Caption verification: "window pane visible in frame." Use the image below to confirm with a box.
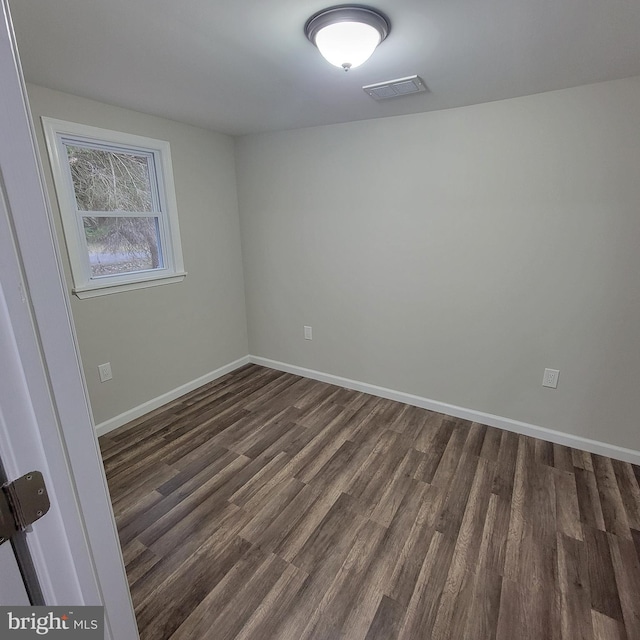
[66,145,153,212]
[83,216,164,277]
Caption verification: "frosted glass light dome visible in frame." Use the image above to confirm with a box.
[305,6,390,71]
[315,21,382,70]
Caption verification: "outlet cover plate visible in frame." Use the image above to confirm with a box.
[542,368,559,389]
[98,362,112,382]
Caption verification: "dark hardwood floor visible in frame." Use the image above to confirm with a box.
[99,364,640,640]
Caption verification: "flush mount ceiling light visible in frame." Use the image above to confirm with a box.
[305,5,391,71]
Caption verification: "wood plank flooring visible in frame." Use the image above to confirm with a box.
[99,364,640,640]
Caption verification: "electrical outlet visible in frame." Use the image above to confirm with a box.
[542,368,559,389]
[98,362,113,382]
[304,325,313,340]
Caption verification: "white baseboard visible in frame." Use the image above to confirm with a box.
[95,356,251,437]
[249,355,640,465]
[95,352,640,465]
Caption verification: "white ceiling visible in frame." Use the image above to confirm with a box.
[9,0,640,136]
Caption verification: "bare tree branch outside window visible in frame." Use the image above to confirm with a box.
[66,145,163,276]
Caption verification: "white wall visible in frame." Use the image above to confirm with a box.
[28,84,248,425]
[236,76,640,452]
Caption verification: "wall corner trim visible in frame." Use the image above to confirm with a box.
[249,355,640,465]
[95,356,251,437]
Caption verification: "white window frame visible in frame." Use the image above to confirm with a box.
[42,117,186,298]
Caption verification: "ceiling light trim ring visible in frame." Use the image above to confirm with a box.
[304,5,391,48]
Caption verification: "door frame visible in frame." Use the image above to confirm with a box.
[0,2,138,638]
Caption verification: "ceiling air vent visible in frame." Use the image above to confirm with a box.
[363,75,427,100]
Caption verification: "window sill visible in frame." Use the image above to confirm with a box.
[73,272,187,299]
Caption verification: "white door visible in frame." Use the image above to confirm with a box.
[0,2,138,637]
[0,265,43,607]
[0,545,29,605]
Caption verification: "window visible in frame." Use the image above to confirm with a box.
[42,118,185,298]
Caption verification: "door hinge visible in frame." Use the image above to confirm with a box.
[0,471,50,546]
